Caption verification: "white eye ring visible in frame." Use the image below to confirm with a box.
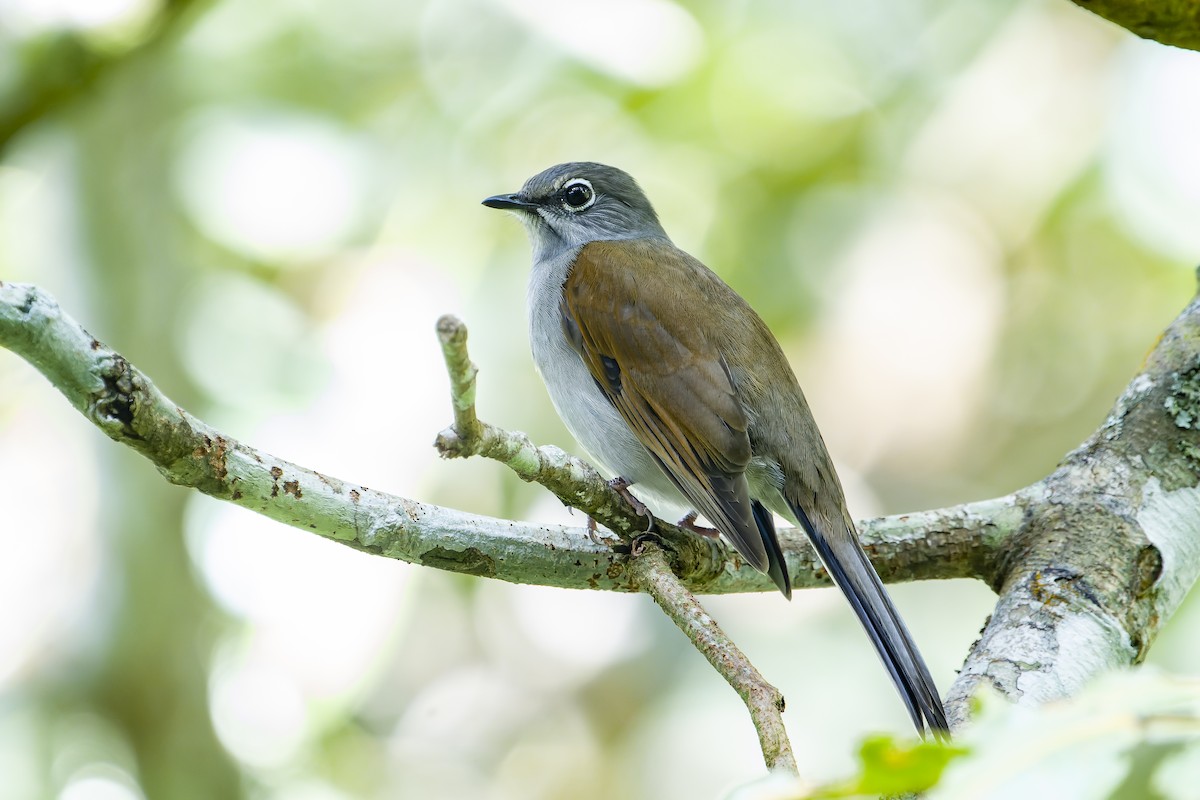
[560,178,596,212]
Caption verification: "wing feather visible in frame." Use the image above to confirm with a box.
[562,240,771,574]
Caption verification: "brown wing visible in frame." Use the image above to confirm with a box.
[562,239,770,573]
[566,244,943,734]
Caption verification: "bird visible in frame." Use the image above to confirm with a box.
[483,162,949,738]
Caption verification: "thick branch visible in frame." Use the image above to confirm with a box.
[0,281,996,594]
[945,278,1200,726]
[1069,0,1200,52]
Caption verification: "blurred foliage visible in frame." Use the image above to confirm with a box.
[809,735,967,798]
[929,669,1200,800]
[738,670,1200,800]
[2,0,1200,798]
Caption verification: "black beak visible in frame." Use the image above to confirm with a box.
[482,193,538,211]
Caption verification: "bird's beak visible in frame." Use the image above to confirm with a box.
[482,193,538,212]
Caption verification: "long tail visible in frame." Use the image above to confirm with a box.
[791,503,950,739]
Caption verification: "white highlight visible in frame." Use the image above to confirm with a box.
[560,178,596,213]
[1106,43,1200,260]
[1014,613,1132,705]
[58,767,145,800]
[511,585,643,670]
[812,193,1003,468]
[1129,373,1155,395]
[0,381,99,690]
[492,0,704,87]
[905,5,1109,242]
[968,596,1132,707]
[209,646,310,769]
[1138,477,1200,619]
[187,499,409,698]
[173,108,370,262]
[0,0,152,34]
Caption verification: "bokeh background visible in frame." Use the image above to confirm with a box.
[2,0,1199,798]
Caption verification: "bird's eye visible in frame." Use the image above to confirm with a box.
[560,178,595,212]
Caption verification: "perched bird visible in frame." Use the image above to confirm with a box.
[483,162,948,738]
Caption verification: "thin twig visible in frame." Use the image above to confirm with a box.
[436,313,688,545]
[629,538,798,773]
[436,315,483,443]
[435,313,802,770]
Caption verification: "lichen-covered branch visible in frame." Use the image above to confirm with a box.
[7,273,1200,741]
[944,283,1200,726]
[629,539,797,774]
[0,280,994,594]
[1069,0,1200,52]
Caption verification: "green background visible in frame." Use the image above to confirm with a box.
[2,0,1198,797]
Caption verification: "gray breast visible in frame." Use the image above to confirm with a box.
[526,247,689,520]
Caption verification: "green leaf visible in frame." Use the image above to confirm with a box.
[812,735,968,798]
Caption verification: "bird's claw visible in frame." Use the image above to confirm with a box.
[677,511,720,540]
[586,516,621,546]
[608,476,654,532]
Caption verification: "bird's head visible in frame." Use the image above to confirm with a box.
[483,162,668,258]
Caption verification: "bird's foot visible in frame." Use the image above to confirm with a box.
[608,476,654,532]
[585,516,620,546]
[677,511,720,540]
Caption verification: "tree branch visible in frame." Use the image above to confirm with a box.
[944,276,1200,726]
[7,272,1200,747]
[629,538,797,773]
[434,314,661,545]
[1068,0,1200,52]
[434,313,799,770]
[0,280,993,595]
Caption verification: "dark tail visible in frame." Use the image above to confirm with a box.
[792,503,950,739]
[752,500,792,599]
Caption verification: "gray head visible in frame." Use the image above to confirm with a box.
[483,162,670,259]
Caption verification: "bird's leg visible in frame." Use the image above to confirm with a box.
[677,511,721,540]
[608,476,654,532]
